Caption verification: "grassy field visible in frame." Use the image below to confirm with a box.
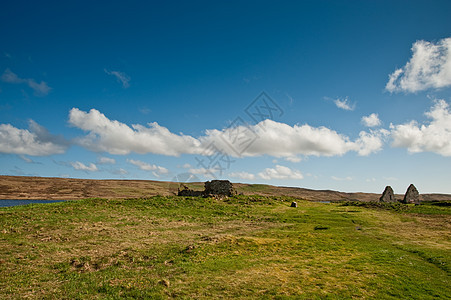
[1,196,450,299]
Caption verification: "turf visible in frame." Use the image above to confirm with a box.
[1,196,450,299]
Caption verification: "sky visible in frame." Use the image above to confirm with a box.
[1,0,451,194]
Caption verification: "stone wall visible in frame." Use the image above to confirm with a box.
[177,180,236,197]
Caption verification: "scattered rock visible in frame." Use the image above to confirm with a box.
[314,225,329,230]
[158,279,170,287]
[402,184,420,204]
[379,186,396,203]
[181,245,195,253]
[290,201,297,207]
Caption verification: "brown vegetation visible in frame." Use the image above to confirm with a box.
[0,175,450,201]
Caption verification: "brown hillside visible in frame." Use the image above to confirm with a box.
[0,175,449,202]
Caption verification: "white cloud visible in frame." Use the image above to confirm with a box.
[285,156,302,163]
[1,69,51,96]
[205,119,385,157]
[331,176,353,181]
[104,69,130,88]
[334,97,355,111]
[386,38,451,93]
[69,108,385,159]
[390,99,451,156]
[70,161,98,172]
[98,156,116,164]
[0,120,68,156]
[127,159,169,174]
[69,108,202,156]
[258,165,303,180]
[353,129,389,156]
[181,163,192,169]
[361,113,381,127]
[187,167,218,180]
[229,171,256,180]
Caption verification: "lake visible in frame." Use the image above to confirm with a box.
[0,200,66,207]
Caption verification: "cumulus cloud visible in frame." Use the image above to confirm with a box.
[69,108,202,156]
[70,161,98,172]
[104,69,130,88]
[353,129,389,156]
[334,97,355,111]
[390,99,451,156]
[0,120,68,156]
[127,159,169,175]
[69,108,385,159]
[1,69,51,96]
[229,171,256,180]
[361,113,381,127]
[258,165,303,180]
[98,156,116,164]
[386,38,451,93]
[205,119,385,157]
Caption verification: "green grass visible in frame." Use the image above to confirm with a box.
[1,196,450,299]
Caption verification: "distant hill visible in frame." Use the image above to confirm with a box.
[0,175,450,201]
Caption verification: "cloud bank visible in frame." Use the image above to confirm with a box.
[69,108,386,159]
[391,99,451,156]
[69,108,202,156]
[258,165,303,180]
[0,120,68,156]
[386,37,451,93]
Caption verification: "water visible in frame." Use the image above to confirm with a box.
[0,200,65,207]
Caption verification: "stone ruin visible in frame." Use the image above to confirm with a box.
[177,185,204,197]
[177,180,236,197]
[379,186,396,202]
[378,184,420,205]
[204,180,236,197]
[402,184,420,205]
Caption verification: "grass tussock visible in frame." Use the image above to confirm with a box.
[0,195,450,299]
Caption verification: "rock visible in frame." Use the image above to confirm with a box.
[402,184,420,204]
[290,201,297,207]
[158,279,170,287]
[204,180,236,197]
[379,186,396,202]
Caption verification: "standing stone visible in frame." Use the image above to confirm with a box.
[402,184,420,204]
[290,201,297,208]
[379,186,396,202]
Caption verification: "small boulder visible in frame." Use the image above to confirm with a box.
[290,201,297,208]
[402,184,420,205]
[379,186,396,202]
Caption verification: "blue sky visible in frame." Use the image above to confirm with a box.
[1,0,451,193]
